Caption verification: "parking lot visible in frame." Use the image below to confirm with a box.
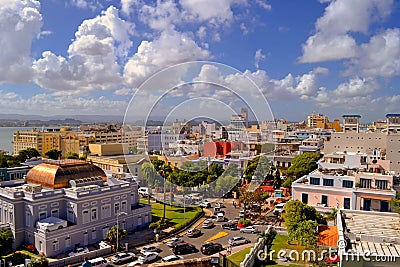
[107,199,272,266]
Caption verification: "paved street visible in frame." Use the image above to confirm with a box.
[112,198,269,266]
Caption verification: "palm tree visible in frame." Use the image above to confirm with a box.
[141,162,156,204]
[326,208,338,225]
[257,231,274,264]
[105,225,127,252]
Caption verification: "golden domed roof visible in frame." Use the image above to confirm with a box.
[26,160,106,189]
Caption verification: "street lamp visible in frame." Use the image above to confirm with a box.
[116,211,127,252]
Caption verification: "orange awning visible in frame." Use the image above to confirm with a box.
[359,195,393,201]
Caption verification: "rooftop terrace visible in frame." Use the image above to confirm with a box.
[342,210,400,257]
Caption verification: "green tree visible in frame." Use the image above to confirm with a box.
[0,227,13,256]
[129,146,139,154]
[222,163,241,178]
[0,154,9,168]
[285,152,320,179]
[105,225,127,251]
[282,177,296,188]
[44,149,62,160]
[283,200,325,242]
[215,175,240,194]
[209,163,224,177]
[238,188,264,218]
[15,148,40,163]
[244,156,271,182]
[65,152,79,159]
[325,208,338,224]
[292,220,319,247]
[151,159,167,172]
[273,170,281,189]
[141,162,157,203]
[243,156,259,181]
[24,147,40,158]
[390,191,400,214]
[27,257,48,267]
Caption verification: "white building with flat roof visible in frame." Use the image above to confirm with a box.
[0,160,151,257]
[338,210,400,267]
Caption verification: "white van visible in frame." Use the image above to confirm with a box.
[216,212,225,222]
[274,203,286,215]
[138,187,151,196]
[89,257,111,267]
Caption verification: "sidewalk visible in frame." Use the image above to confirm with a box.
[122,228,156,249]
[220,243,254,256]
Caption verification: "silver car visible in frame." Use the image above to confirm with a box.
[239,226,260,234]
[228,236,250,246]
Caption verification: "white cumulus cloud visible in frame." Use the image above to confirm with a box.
[123,29,211,87]
[33,6,134,92]
[312,77,379,107]
[299,0,393,63]
[349,28,400,78]
[0,0,42,84]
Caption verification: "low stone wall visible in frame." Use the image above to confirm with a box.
[47,247,112,267]
[240,225,272,267]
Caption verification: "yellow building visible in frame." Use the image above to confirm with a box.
[89,143,129,156]
[308,112,342,132]
[308,113,328,128]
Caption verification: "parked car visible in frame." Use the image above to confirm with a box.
[186,228,201,237]
[111,252,136,264]
[199,200,211,208]
[274,203,286,215]
[68,247,89,257]
[222,222,237,230]
[138,252,159,263]
[228,236,250,246]
[162,255,184,262]
[127,261,143,266]
[202,219,215,228]
[172,243,197,255]
[140,245,161,254]
[138,187,151,196]
[239,210,245,217]
[89,257,112,267]
[213,207,225,215]
[216,212,225,222]
[128,252,159,266]
[240,226,260,234]
[166,237,184,247]
[233,217,240,223]
[215,202,225,208]
[200,242,223,255]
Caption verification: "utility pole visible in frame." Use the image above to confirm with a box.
[163,164,166,220]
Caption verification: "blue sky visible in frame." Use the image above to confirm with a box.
[1,0,400,123]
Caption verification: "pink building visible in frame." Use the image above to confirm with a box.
[292,153,396,213]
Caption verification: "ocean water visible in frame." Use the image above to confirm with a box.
[0,126,69,155]
[0,127,32,154]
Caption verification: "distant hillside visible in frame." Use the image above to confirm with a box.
[0,114,124,124]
